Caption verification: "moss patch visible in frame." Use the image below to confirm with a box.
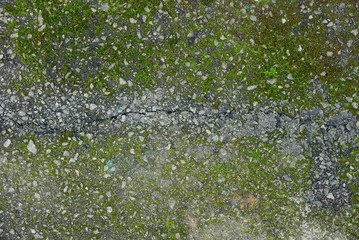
[2,1,358,112]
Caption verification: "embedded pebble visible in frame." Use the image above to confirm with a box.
[327,193,335,200]
[247,85,257,91]
[3,139,11,148]
[27,140,37,154]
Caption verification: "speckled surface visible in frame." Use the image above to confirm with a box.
[0,1,358,239]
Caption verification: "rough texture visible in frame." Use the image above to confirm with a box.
[1,0,358,239]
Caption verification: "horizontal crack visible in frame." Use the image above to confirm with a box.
[88,107,234,124]
[3,107,236,135]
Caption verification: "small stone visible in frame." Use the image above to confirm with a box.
[3,139,11,148]
[287,74,294,80]
[267,79,277,85]
[34,233,43,239]
[119,77,127,85]
[129,18,137,24]
[352,102,358,109]
[326,51,333,57]
[351,28,358,36]
[247,85,257,91]
[281,18,286,24]
[27,140,37,154]
[169,199,176,209]
[347,39,353,48]
[107,206,113,213]
[327,193,335,200]
[100,3,110,12]
[10,33,18,39]
[34,193,40,200]
[38,24,46,32]
[18,110,26,116]
[250,15,257,22]
[37,13,43,26]
[63,150,70,157]
[89,103,97,110]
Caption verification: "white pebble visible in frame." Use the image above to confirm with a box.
[10,33,18,39]
[27,140,37,154]
[352,102,358,109]
[119,77,127,85]
[267,79,277,85]
[247,85,258,91]
[100,3,110,12]
[350,28,358,36]
[34,233,43,239]
[89,103,97,110]
[250,15,257,22]
[107,206,113,213]
[327,193,335,200]
[37,13,43,26]
[63,150,70,157]
[326,51,333,57]
[3,139,11,148]
[38,24,46,32]
[34,193,41,200]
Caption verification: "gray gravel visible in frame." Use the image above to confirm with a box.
[1,75,358,212]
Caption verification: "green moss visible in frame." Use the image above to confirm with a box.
[3,0,357,109]
[338,148,359,238]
